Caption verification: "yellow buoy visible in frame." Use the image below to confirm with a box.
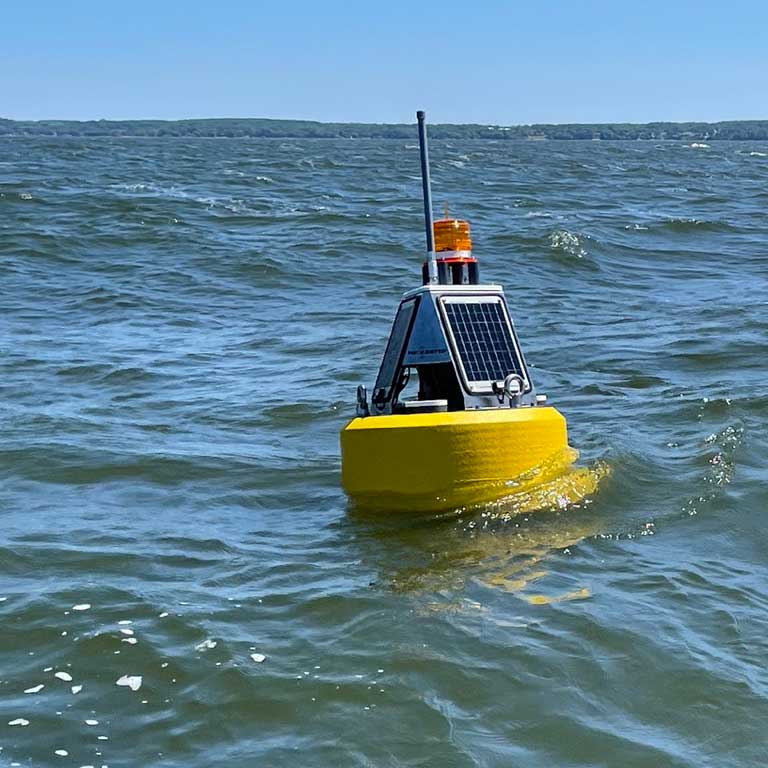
[339,110,601,515]
[341,407,576,512]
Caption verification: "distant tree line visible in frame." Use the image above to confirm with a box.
[1,117,767,140]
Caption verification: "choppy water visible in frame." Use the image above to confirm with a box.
[1,136,767,767]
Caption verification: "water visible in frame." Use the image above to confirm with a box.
[1,136,767,767]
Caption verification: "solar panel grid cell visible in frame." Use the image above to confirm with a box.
[444,301,523,385]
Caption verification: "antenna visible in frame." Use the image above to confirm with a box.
[416,110,437,283]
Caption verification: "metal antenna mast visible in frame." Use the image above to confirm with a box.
[416,110,437,282]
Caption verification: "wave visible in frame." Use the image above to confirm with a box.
[547,229,599,267]
[645,217,737,234]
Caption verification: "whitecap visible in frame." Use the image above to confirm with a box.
[24,684,44,694]
[55,750,68,756]
[72,604,91,611]
[85,719,98,726]
[195,639,217,652]
[8,718,29,726]
[250,653,266,663]
[549,229,588,259]
[71,685,83,694]
[54,671,73,682]
[115,675,142,691]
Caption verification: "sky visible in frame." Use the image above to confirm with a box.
[2,0,766,124]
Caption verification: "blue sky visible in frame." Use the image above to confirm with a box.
[2,0,766,123]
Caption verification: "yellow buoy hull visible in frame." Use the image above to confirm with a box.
[340,406,579,512]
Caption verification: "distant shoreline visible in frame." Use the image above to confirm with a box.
[2,117,767,140]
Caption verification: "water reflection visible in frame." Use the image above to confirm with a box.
[349,461,611,604]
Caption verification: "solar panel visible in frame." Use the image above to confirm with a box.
[441,297,527,392]
[373,298,418,404]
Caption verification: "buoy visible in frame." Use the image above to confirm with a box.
[340,111,583,513]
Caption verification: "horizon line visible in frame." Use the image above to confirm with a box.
[3,116,768,127]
